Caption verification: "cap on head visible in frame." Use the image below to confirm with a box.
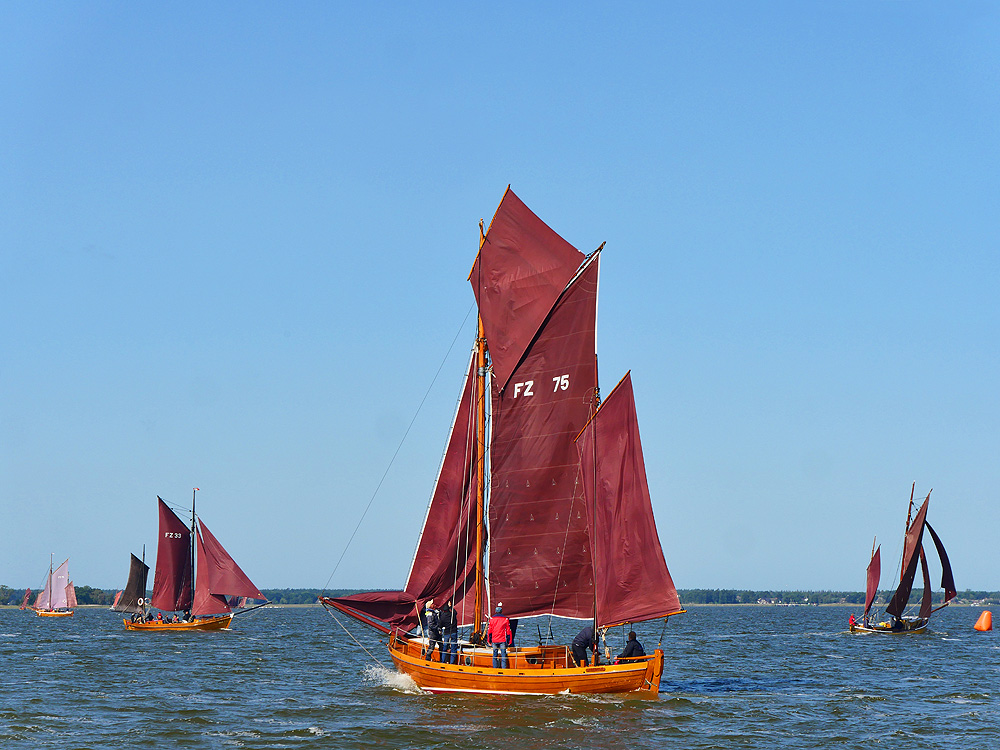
[425,600,434,608]
[495,603,503,613]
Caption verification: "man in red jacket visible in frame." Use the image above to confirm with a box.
[486,602,512,669]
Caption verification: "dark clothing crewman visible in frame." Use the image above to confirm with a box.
[438,600,458,665]
[616,631,646,661]
[572,625,595,667]
[422,600,443,661]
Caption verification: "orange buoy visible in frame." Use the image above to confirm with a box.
[974,610,992,632]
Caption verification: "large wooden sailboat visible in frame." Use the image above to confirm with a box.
[322,188,684,697]
[850,485,956,634]
[33,555,75,617]
[118,490,268,631]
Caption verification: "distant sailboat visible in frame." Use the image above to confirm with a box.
[322,188,684,697]
[850,485,956,634]
[34,555,75,617]
[19,588,32,610]
[119,490,268,631]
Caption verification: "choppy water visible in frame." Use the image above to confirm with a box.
[1,604,997,748]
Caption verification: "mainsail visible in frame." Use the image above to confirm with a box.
[576,372,682,626]
[885,496,929,618]
[150,497,193,612]
[485,256,599,620]
[863,546,881,621]
[113,553,150,614]
[191,521,266,616]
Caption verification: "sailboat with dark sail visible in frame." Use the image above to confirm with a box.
[850,485,956,634]
[118,491,268,631]
[33,555,75,617]
[321,188,684,696]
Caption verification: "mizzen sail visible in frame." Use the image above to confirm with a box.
[577,372,682,626]
[191,521,265,616]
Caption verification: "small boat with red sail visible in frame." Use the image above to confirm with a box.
[115,490,268,631]
[32,554,76,617]
[850,484,956,634]
[322,188,684,697]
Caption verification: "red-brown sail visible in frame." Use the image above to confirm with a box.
[885,496,929,618]
[918,547,933,619]
[924,521,956,603]
[470,187,585,391]
[191,520,265,616]
[486,257,599,620]
[150,497,193,612]
[577,372,682,626]
[324,354,481,631]
[864,546,881,621]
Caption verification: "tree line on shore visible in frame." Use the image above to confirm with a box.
[4,586,999,607]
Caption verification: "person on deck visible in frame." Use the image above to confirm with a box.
[616,631,646,662]
[487,603,512,669]
[438,599,458,664]
[572,625,595,667]
[422,600,442,661]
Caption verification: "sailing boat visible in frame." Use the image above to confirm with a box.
[119,490,268,631]
[33,554,75,617]
[321,188,684,697]
[850,484,956,634]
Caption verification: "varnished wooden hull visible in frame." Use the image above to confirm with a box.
[388,633,663,697]
[123,615,233,631]
[850,617,928,634]
[36,609,74,617]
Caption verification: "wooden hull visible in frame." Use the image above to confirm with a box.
[123,615,233,631]
[36,609,74,617]
[850,617,928,634]
[388,633,663,697]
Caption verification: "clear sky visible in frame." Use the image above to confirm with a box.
[2,4,998,593]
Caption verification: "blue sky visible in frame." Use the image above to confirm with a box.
[2,4,998,592]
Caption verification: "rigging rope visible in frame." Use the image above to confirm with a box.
[320,302,476,595]
[322,604,387,667]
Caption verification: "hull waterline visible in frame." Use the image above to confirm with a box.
[123,615,233,631]
[388,633,663,697]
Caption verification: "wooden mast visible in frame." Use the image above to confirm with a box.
[472,219,488,638]
[901,482,914,583]
[191,488,197,612]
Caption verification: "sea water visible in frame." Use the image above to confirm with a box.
[1,604,997,749]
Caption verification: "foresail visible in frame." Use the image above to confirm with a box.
[113,553,150,614]
[470,188,586,391]
[191,520,265,616]
[404,352,480,627]
[150,497,193,612]
[486,256,599,620]
[577,372,682,626]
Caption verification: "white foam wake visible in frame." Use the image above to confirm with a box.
[361,663,423,694]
